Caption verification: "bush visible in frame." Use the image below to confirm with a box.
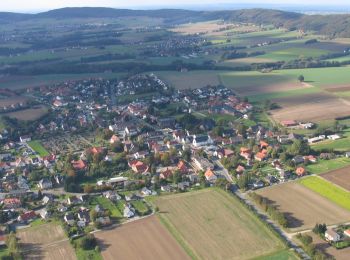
[79,234,97,250]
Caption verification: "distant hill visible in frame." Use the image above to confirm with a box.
[2,7,350,37]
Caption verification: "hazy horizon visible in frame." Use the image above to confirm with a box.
[2,0,350,13]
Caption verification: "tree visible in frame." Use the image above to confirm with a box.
[79,234,97,250]
[90,209,98,222]
[288,139,310,156]
[6,232,21,259]
[161,153,171,166]
[111,141,124,153]
[298,75,305,82]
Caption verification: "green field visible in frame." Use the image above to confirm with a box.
[28,140,50,157]
[311,129,350,152]
[299,176,350,211]
[254,249,299,260]
[91,196,122,218]
[153,188,285,260]
[259,47,329,62]
[306,157,350,174]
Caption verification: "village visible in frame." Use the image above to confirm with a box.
[1,72,350,258]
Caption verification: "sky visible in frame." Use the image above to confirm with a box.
[1,0,350,12]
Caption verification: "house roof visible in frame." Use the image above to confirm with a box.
[71,160,87,170]
[20,211,36,221]
[296,167,306,176]
[205,169,215,179]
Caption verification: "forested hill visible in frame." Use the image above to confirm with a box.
[2,7,350,37]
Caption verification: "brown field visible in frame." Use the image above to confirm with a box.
[95,215,189,260]
[270,93,350,122]
[321,166,350,191]
[153,189,284,260]
[5,105,48,121]
[17,223,76,260]
[171,21,231,35]
[0,96,28,107]
[324,84,350,93]
[307,232,350,260]
[224,57,275,66]
[256,182,350,232]
[157,70,221,89]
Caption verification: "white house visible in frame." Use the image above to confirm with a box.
[325,229,341,242]
[327,134,341,141]
[38,179,53,190]
[123,205,135,218]
[192,135,213,147]
[20,136,31,143]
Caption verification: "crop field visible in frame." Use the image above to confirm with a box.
[306,157,350,175]
[153,189,284,260]
[321,165,350,192]
[299,176,350,211]
[270,92,350,122]
[256,182,350,232]
[0,96,28,107]
[17,223,76,260]
[0,72,125,90]
[156,70,221,89]
[95,215,190,260]
[28,140,50,157]
[5,105,48,121]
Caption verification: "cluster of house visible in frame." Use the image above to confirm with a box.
[325,227,350,245]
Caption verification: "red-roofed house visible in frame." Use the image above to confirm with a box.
[281,120,297,127]
[129,161,149,174]
[296,167,306,177]
[71,160,87,171]
[260,141,269,149]
[255,152,266,162]
[18,211,37,223]
[160,168,173,179]
[215,148,235,159]
[89,147,105,155]
[240,148,252,160]
[2,198,21,209]
[177,161,188,174]
[205,169,217,182]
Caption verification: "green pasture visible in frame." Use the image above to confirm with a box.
[299,176,350,211]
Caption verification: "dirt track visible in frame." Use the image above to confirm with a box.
[95,215,190,260]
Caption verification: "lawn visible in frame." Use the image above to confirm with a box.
[0,247,9,258]
[153,188,285,260]
[130,200,150,216]
[254,249,299,260]
[91,196,122,218]
[28,140,50,157]
[311,129,350,152]
[306,157,350,174]
[299,176,350,211]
